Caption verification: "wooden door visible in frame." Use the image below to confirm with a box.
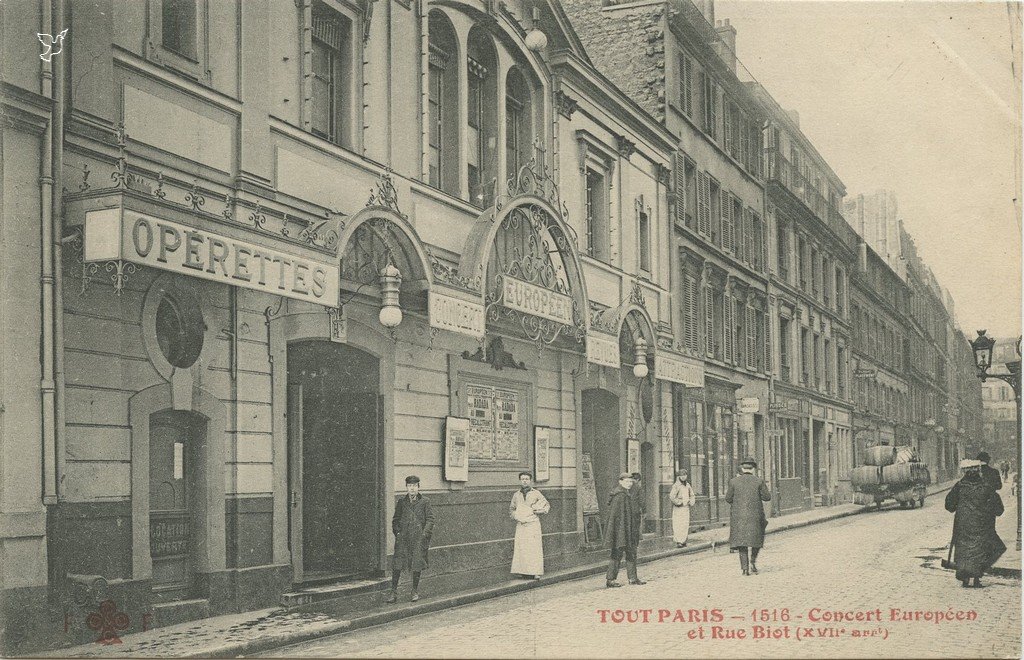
[149,413,197,602]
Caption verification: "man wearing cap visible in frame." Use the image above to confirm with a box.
[605,472,646,587]
[725,458,772,576]
[945,459,1006,588]
[387,475,434,603]
[509,471,550,580]
[977,451,1003,492]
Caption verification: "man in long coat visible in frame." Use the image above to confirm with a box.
[387,475,434,603]
[725,458,772,576]
[605,472,647,587]
[945,459,1006,588]
[509,471,550,579]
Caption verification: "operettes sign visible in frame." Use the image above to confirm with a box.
[84,209,340,306]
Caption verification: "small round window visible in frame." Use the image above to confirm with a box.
[155,295,204,368]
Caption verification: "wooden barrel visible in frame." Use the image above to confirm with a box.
[894,445,918,464]
[851,465,881,488]
[882,462,928,486]
[863,445,896,467]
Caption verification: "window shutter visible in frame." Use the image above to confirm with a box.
[721,190,732,253]
[675,152,687,226]
[698,172,711,236]
[762,311,771,374]
[704,284,715,357]
[723,294,734,363]
[688,276,699,353]
[683,56,693,116]
[746,306,756,369]
[724,104,733,155]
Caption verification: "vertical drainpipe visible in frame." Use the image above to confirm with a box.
[52,0,68,502]
[40,0,57,504]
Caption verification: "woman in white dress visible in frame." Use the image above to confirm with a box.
[669,471,696,547]
[510,471,550,579]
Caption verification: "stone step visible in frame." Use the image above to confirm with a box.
[151,598,210,628]
[280,577,390,607]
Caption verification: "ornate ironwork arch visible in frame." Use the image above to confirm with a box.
[336,206,433,292]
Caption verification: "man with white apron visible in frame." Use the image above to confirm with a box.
[509,472,550,579]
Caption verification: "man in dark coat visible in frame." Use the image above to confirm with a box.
[605,472,646,587]
[386,475,434,603]
[945,459,1006,588]
[725,458,772,576]
[977,451,1003,492]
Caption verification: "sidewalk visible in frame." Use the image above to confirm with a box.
[43,479,960,659]
[991,476,1021,578]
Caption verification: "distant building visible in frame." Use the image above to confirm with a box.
[843,190,905,278]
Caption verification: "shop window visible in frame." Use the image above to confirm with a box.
[505,67,532,181]
[155,295,204,368]
[467,27,498,208]
[427,11,459,195]
[310,3,353,148]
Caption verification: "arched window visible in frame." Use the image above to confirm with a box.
[505,67,532,181]
[467,27,498,208]
[428,11,459,196]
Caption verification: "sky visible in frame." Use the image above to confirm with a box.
[717,0,1023,341]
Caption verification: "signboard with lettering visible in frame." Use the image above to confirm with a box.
[150,515,189,558]
[84,209,340,306]
[739,397,760,414]
[654,352,704,387]
[429,291,485,339]
[443,416,470,482]
[502,276,573,325]
[586,333,620,368]
[534,426,550,482]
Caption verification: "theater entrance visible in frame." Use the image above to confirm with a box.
[287,341,382,583]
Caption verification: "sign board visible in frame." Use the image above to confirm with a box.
[580,453,600,515]
[769,401,792,413]
[739,397,760,414]
[429,290,485,339]
[443,416,470,482]
[502,276,573,325]
[653,352,704,387]
[534,426,550,482]
[627,438,640,475]
[586,332,620,368]
[85,209,340,306]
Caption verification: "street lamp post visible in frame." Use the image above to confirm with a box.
[970,330,1022,551]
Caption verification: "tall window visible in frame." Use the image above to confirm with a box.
[678,54,693,117]
[310,4,351,147]
[702,73,718,139]
[505,68,531,182]
[162,0,197,60]
[705,283,716,358]
[801,327,810,386]
[797,235,807,290]
[779,316,791,381]
[585,169,608,261]
[777,220,790,282]
[428,11,459,196]
[682,272,700,353]
[638,206,651,272]
[709,179,721,245]
[825,338,833,394]
[837,345,847,398]
[467,28,497,208]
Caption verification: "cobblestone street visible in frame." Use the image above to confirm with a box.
[264,495,1021,659]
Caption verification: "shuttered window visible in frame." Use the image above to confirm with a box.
[683,273,700,353]
[705,284,715,357]
[745,307,757,370]
[697,171,711,237]
[679,54,693,117]
[674,152,687,226]
[723,293,734,363]
[721,190,733,253]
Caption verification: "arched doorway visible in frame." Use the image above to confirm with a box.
[287,341,382,582]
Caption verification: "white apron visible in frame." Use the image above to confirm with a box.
[669,481,695,544]
[510,488,550,576]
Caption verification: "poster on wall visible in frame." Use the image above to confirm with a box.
[466,385,494,459]
[580,453,600,515]
[534,426,550,482]
[627,438,640,475]
[444,416,470,482]
[493,388,520,461]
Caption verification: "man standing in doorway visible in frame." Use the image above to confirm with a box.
[509,472,550,580]
[605,473,647,587]
[725,458,772,576]
[387,475,434,603]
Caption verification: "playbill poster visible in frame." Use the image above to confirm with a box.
[1,0,1021,658]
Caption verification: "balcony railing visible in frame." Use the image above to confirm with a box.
[765,149,859,251]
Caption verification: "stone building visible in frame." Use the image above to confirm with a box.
[754,84,857,510]
[0,0,685,652]
[563,0,771,528]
